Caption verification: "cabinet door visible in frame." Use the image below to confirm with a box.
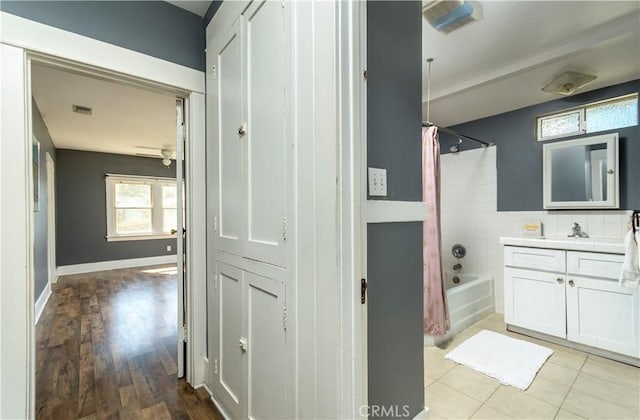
[245,271,287,420]
[213,19,244,257]
[504,267,567,338]
[242,0,289,267]
[567,276,640,358]
[215,263,244,419]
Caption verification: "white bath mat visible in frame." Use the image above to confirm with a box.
[444,329,553,390]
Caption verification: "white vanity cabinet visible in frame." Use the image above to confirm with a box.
[503,244,640,360]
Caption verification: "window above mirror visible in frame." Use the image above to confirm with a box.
[537,93,638,141]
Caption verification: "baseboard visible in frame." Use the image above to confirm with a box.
[414,406,429,419]
[366,200,429,223]
[197,383,231,420]
[56,255,177,276]
[34,282,51,325]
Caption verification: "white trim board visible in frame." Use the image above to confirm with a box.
[34,282,51,325]
[56,255,177,276]
[366,200,429,223]
[0,12,205,94]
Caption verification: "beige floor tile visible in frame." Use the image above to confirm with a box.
[554,409,584,419]
[425,376,435,388]
[537,361,579,387]
[547,350,586,371]
[425,349,457,380]
[571,372,640,413]
[424,382,483,419]
[562,388,638,420]
[438,365,500,402]
[580,358,640,392]
[523,376,571,407]
[470,404,513,419]
[485,386,558,419]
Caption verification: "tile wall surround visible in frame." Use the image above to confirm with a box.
[440,146,633,314]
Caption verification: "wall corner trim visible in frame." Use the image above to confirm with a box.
[56,255,178,276]
[34,282,52,325]
[366,200,428,223]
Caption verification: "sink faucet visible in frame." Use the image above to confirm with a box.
[568,222,589,238]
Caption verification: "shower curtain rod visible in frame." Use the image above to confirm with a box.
[422,121,494,148]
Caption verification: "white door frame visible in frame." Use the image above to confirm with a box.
[45,152,56,286]
[0,12,208,418]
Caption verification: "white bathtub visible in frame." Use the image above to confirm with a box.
[424,272,494,346]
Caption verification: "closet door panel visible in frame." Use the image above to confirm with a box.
[243,0,288,267]
[215,20,244,256]
[245,272,287,420]
[216,263,244,419]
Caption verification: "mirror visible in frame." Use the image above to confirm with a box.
[543,133,619,209]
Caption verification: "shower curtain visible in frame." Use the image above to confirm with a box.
[422,126,450,336]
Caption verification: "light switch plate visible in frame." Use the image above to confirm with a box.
[368,167,387,197]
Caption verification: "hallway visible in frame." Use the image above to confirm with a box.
[35,265,221,419]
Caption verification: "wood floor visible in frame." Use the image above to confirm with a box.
[36,265,223,420]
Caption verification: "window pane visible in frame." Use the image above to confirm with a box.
[116,209,152,234]
[539,111,582,139]
[164,209,177,233]
[162,185,177,208]
[115,183,151,207]
[586,97,638,133]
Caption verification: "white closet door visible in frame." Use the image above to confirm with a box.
[243,0,288,267]
[216,263,244,419]
[215,19,244,257]
[245,271,287,420]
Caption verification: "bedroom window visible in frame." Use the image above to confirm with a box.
[536,93,638,141]
[106,175,177,241]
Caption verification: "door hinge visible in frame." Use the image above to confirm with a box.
[214,274,218,289]
[214,216,218,232]
[282,306,288,331]
[212,65,217,80]
[214,358,218,375]
[363,70,367,80]
[181,324,188,342]
[281,217,287,242]
[361,278,367,304]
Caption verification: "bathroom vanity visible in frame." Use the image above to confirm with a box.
[500,237,640,366]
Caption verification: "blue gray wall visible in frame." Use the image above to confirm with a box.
[32,100,56,300]
[439,80,640,211]
[0,1,206,71]
[55,150,177,266]
[367,1,424,418]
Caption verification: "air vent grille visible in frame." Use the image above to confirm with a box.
[72,104,92,115]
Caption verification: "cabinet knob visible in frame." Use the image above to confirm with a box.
[568,280,575,287]
[238,337,248,352]
[556,277,564,284]
[238,122,247,137]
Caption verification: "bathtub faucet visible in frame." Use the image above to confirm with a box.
[453,263,462,272]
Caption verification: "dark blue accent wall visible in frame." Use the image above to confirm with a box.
[0,1,206,71]
[367,2,424,418]
[439,80,640,211]
[55,150,177,266]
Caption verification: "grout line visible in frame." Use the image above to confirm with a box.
[466,385,503,420]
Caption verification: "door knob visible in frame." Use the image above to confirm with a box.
[238,337,248,352]
[568,280,575,287]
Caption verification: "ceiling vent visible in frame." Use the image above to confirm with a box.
[72,104,92,115]
[423,1,483,34]
[542,71,597,96]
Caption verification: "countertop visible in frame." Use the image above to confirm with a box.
[499,236,625,254]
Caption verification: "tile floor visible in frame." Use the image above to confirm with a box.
[425,313,640,420]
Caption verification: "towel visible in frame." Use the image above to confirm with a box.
[619,230,640,288]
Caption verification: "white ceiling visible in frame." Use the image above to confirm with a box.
[165,0,210,17]
[31,64,178,157]
[423,1,640,127]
